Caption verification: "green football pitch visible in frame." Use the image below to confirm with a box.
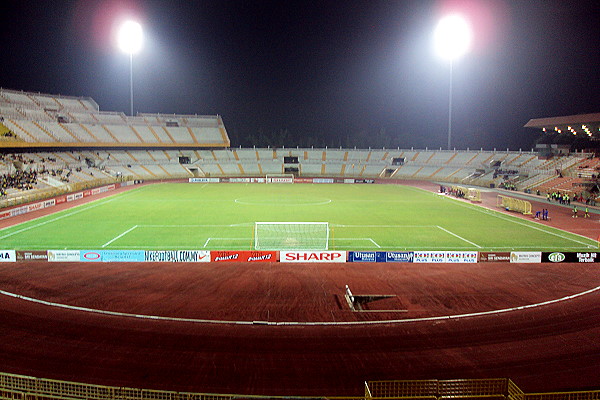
[0,182,596,251]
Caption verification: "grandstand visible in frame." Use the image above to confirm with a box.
[4,88,597,204]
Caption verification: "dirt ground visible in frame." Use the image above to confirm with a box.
[0,180,599,396]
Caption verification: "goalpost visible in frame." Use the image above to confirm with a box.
[497,195,532,215]
[265,174,294,183]
[254,222,329,250]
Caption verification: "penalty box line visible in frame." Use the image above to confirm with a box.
[102,225,139,248]
[436,225,482,249]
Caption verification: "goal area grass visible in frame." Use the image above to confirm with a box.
[0,182,596,251]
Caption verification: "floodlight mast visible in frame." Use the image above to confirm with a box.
[434,14,472,150]
[117,20,143,116]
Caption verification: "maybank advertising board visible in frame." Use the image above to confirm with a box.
[281,251,347,263]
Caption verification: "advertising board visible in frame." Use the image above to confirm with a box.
[294,178,313,184]
[189,178,220,183]
[211,250,277,262]
[385,251,414,262]
[0,250,16,262]
[16,251,48,261]
[446,251,478,263]
[510,252,542,263]
[348,251,380,262]
[313,178,334,184]
[542,252,599,263]
[280,251,346,263]
[80,250,146,262]
[413,251,447,263]
[48,250,80,262]
[145,250,211,262]
[479,252,511,262]
[345,251,415,262]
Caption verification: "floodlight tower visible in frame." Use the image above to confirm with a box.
[434,14,472,150]
[117,20,143,116]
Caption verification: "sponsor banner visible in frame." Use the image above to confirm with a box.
[12,205,28,217]
[211,250,277,262]
[250,177,265,183]
[80,250,146,262]
[510,251,542,263]
[44,199,56,208]
[355,179,375,184]
[313,178,334,184]
[294,178,313,184]
[83,189,92,197]
[542,252,599,263]
[344,179,355,184]
[189,177,220,183]
[145,250,211,262]
[16,251,48,261]
[281,251,347,263]
[55,195,67,204]
[229,178,250,183]
[0,250,16,262]
[67,192,84,202]
[385,251,414,262]
[268,177,293,183]
[446,251,478,263]
[48,250,80,262]
[0,211,11,220]
[479,252,511,262]
[348,251,380,262]
[80,251,102,262]
[27,201,45,212]
[414,251,447,263]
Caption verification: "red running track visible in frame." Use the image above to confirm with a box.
[0,260,599,396]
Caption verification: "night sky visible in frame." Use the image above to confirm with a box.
[0,0,598,150]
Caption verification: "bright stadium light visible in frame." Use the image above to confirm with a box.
[434,14,472,150]
[117,20,143,116]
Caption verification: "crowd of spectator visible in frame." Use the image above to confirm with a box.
[0,154,80,197]
[0,170,37,196]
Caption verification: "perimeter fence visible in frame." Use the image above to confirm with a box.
[1,373,599,400]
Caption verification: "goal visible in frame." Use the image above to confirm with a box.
[254,222,329,250]
[265,174,294,183]
[497,195,532,215]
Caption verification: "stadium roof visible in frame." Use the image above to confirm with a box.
[524,113,600,137]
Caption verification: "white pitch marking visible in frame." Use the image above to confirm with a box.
[0,185,149,240]
[368,238,381,248]
[424,186,597,247]
[436,225,482,248]
[102,225,139,248]
[1,285,599,327]
[203,238,211,248]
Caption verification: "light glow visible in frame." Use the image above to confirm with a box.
[117,20,143,55]
[434,14,472,61]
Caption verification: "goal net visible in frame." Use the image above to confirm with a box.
[254,222,329,250]
[265,174,294,183]
[497,195,532,215]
